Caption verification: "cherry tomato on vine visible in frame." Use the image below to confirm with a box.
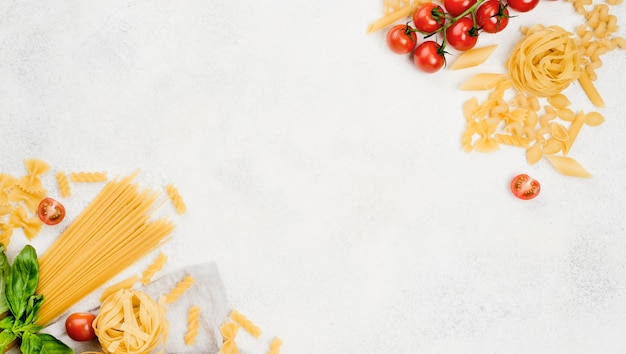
[510,174,541,200]
[65,312,97,341]
[506,0,539,12]
[445,17,479,51]
[413,40,446,73]
[37,197,66,225]
[386,24,418,54]
[412,3,446,33]
[443,0,478,17]
[475,0,510,33]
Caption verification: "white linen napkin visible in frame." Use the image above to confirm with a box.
[30,262,230,354]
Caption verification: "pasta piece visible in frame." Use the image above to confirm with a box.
[551,122,570,142]
[220,322,240,354]
[99,275,138,302]
[542,138,565,155]
[577,69,605,107]
[55,171,71,198]
[494,134,530,148]
[459,73,508,91]
[166,184,187,215]
[450,45,498,70]
[0,174,17,204]
[0,223,13,249]
[546,155,592,178]
[69,171,108,183]
[164,275,195,304]
[93,289,169,354]
[585,111,605,126]
[507,25,582,97]
[563,111,586,155]
[229,310,262,338]
[526,143,544,165]
[268,337,283,354]
[547,94,571,109]
[9,204,43,240]
[0,203,14,216]
[366,5,415,33]
[141,252,168,285]
[185,306,201,345]
[8,186,46,213]
[17,158,50,193]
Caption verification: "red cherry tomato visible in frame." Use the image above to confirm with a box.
[443,0,478,17]
[412,3,446,33]
[413,40,446,73]
[506,0,539,12]
[510,174,541,200]
[445,17,479,51]
[37,197,66,225]
[475,0,510,33]
[65,312,97,341]
[386,24,418,54]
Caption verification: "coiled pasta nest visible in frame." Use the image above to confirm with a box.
[507,25,582,97]
[92,289,169,354]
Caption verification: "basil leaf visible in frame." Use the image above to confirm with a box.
[0,243,11,314]
[20,331,43,354]
[23,294,44,327]
[0,316,14,330]
[0,330,17,351]
[0,244,10,277]
[6,245,39,320]
[38,333,74,354]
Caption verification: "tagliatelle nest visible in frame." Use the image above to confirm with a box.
[91,289,169,354]
[507,25,583,97]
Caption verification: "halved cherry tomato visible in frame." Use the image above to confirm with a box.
[445,17,479,51]
[65,312,97,341]
[506,0,539,12]
[413,40,446,73]
[510,174,541,200]
[386,24,418,54]
[443,0,478,17]
[475,0,510,33]
[37,197,66,225]
[412,3,446,33]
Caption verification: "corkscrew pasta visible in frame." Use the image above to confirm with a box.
[164,275,195,304]
[268,337,283,354]
[185,306,201,345]
[69,171,108,182]
[55,171,71,198]
[165,183,187,215]
[141,252,168,285]
[229,309,262,338]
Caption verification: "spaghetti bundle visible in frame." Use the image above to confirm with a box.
[92,289,169,354]
[507,25,582,97]
[36,171,174,325]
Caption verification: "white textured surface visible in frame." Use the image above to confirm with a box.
[2,1,626,353]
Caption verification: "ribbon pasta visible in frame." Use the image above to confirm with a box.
[507,25,582,98]
[92,289,169,354]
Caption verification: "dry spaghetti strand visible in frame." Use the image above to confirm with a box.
[36,172,174,325]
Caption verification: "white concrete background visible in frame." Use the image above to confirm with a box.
[2,0,626,353]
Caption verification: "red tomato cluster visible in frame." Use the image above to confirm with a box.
[385,0,540,73]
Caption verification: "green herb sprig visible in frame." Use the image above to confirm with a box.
[0,244,73,354]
